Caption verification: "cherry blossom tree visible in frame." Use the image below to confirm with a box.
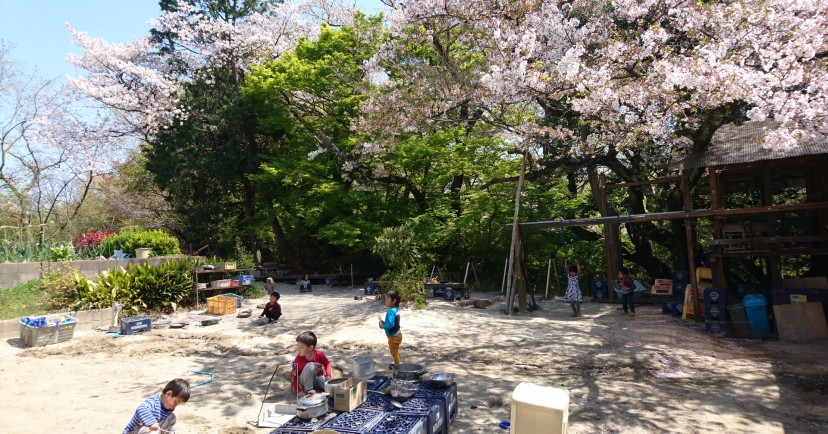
[365,0,828,282]
[1,44,126,247]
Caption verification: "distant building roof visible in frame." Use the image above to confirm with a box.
[673,121,828,169]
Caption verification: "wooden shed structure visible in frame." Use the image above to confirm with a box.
[505,122,828,317]
[674,121,828,288]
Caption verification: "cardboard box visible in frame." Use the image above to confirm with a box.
[332,377,367,412]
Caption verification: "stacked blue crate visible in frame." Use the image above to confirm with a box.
[414,381,458,423]
[397,397,447,434]
[367,413,428,434]
[704,287,727,333]
[368,375,391,392]
[270,414,334,433]
[320,408,387,434]
[672,270,690,303]
[361,390,399,412]
[591,278,608,300]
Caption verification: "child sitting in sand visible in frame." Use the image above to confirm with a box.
[122,378,190,434]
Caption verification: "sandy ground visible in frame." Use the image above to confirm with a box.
[1,283,826,434]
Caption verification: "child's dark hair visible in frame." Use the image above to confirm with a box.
[386,290,401,307]
[568,264,578,273]
[163,378,191,402]
[619,266,629,275]
[296,331,317,347]
[270,291,281,299]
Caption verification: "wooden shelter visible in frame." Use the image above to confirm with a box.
[675,121,828,287]
[505,122,828,318]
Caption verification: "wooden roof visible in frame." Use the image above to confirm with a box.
[673,121,828,169]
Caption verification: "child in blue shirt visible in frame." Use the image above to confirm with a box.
[378,290,402,368]
[123,378,190,434]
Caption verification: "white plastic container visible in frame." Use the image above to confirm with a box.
[510,382,569,434]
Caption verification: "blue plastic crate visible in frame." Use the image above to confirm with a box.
[704,288,726,308]
[671,303,683,317]
[222,293,244,308]
[120,315,151,335]
[661,301,673,315]
[415,382,457,422]
[368,375,391,392]
[273,414,334,433]
[397,397,447,434]
[705,321,727,334]
[365,283,378,295]
[366,414,427,434]
[361,391,399,412]
[321,408,386,434]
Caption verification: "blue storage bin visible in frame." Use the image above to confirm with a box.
[743,294,771,338]
[672,302,684,317]
[366,414,427,434]
[398,397,447,434]
[705,321,727,334]
[320,408,386,433]
[662,301,673,314]
[443,289,454,301]
[416,381,458,422]
[121,315,151,335]
[223,293,243,308]
[365,283,377,295]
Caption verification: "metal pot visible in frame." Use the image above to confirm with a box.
[351,355,375,378]
[296,393,328,420]
[392,363,426,381]
[324,377,350,394]
[429,373,454,387]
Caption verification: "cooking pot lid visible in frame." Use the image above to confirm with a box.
[352,355,373,363]
[298,393,327,406]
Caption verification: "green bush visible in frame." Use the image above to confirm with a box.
[41,264,86,310]
[59,258,199,314]
[380,265,428,308]
[100,227,181,258]
[49,244,74,261]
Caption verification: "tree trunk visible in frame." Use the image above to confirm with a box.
[270,215,303,272]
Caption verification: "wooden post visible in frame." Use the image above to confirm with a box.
[505,147,529,315]
[709,168,726,288]
[545,254,552,299]
[683,171,702,322]
[599,174,616,299]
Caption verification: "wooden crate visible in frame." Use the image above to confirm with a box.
[207,296,237,315]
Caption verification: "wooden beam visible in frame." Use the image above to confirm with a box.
[682,171,702,322]
[507,201,828,230]
[606,176,681,190]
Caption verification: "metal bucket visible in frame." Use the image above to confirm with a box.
[351,355,375,379]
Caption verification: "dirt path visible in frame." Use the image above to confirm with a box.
[0,284,825,433]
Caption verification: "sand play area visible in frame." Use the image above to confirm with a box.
[1,283,826,433]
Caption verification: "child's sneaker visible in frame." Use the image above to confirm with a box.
[629,312,636,317]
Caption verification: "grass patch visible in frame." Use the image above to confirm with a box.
[0,279,56,320]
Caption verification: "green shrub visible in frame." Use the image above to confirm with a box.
[379,265,428,308]
[41,264,86,310]
[100,227,181,258]
[49,244,74,261]
[61,258,199,314]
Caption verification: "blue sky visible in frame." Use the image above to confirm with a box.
[0,0,384,82]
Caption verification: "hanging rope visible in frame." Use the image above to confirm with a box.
[569,219,577,259]
[628,215,640,265]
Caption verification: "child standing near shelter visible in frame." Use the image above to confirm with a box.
[291,331,332,397]
[259,291,281,323]
[379,290,402,368]
[563,259,582,317]
[617,266,636,316]
[123,378,190,434]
